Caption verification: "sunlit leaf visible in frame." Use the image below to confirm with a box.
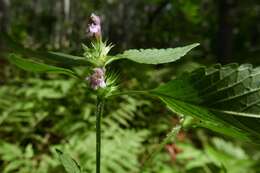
[113,43,199,64]
[151,63,260,142]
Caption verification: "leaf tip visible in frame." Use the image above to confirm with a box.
[192,43,200,47]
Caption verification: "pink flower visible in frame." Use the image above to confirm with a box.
[89,24,101,34]
[90,13,101,25]
[87,13,102,39]
[86,68,106,90]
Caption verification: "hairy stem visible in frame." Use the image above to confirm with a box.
[96,97,105,173]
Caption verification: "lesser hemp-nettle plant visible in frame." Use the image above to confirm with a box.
[2,13,260,173]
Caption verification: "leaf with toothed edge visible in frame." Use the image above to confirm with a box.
[151,63,260,143]
[112,43,199,64]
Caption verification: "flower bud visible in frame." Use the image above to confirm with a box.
[87,13,102,39]
[86,68,106,90]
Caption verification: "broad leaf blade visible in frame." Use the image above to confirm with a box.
[8,54,77,77]
[151,63,260,142]
[115,43,199,64]
[1,32,90,66]
[56,149,81,173]
[161,97,251,141]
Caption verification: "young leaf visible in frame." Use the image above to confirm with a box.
[151,63,260,142]
[8,54,77,77]
[1,32,90,66]
[56,149,81,173]
[112,43,199,64]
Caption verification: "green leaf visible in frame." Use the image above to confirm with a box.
[204,138,254,173]
[114,43,199,64]
[8,54,77,77]
[0,32,90,66]
[56,149,81,173]
[151,63,260,142]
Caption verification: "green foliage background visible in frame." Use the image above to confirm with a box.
[1,0,260,172]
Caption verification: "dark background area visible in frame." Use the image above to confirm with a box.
[1,0,260,64]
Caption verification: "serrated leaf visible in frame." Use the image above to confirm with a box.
[151,63,260,142]
[8,54,77,77]
[114,43,199,64]
[56,149,81,173]
[1,32,90,66]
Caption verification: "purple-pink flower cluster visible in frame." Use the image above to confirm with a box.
[86,68,106,90]
[87,13,101,39]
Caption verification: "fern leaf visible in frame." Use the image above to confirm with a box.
[56,149,81,173]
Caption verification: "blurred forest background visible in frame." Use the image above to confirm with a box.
[1,0,260,173]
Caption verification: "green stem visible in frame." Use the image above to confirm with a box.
[96,97,105,173]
